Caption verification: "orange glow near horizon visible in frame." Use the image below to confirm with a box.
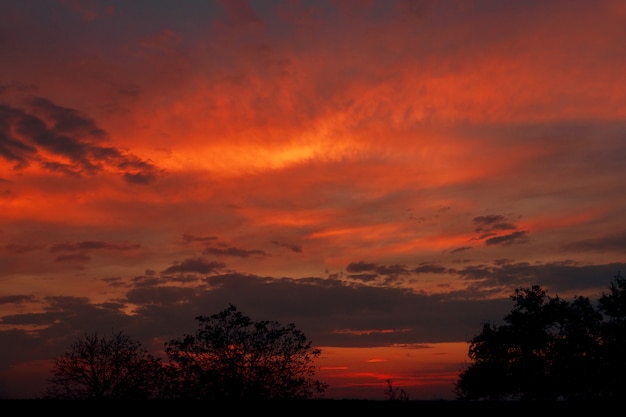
[317,343,469,400]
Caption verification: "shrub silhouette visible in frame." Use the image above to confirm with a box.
[455,273,626,401]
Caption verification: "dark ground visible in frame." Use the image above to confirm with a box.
[2,398,616,413]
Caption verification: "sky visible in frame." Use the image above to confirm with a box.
[1,0,626,401]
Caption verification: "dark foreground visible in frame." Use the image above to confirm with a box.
[2,398,617,413]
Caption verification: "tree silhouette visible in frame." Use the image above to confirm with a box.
[597,272,626,398]
[44,330,163,399]
[162,304,328,400]
[455,274,626,401]
[384,379,409,401]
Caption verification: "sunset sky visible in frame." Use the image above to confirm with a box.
[2,0,626,400]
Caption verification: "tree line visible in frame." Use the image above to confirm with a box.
[455,272,626,401]
[44,304,327,400]
[42,273,626,400]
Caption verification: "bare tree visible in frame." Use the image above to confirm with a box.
[384,379,410,401]
[45,330,163,399]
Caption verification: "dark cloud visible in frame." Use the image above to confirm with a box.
[54,253,90,263]
[109,150,154,172]
[40,160,81,176]
[347,261,448,285]
[131,276,166,288]
[168,274,202,284]
[413,263,447,274]
[0,295,36,305]
[485,230,529,246]
[122,172,156,185]
[474,232,496,241]
[98,301,127,311]
[473,214,506,229]
[562,231,626,253]
[346,261,377,273]
[125,284,204,308]
[452,264,491,281]
[202,246,266,258]
[48,240,139,265]
[345,262,411,286]
[49,241,141,253]
[29,97,107,142]
[181,234,218,244]
[1,311,61,327]
[0,81,38,94]
[449,246,472,254]
[494,258,514,265]
[454,260,626,294]
[472,214,517,232]
[0,98,159,183]
[101,276,124,284]
[16,113,97,172]
[272,240,302,253]
[492,222,517,231]
[346,261,410,276]
[470,214,528,246]
[3,244,43,254]
[125,274,202,290]
[139,272,513,347]
[117,154,160,179]
[347,273,378,283]
[160,257,226,275]
[0,105,38,168]
[375,264,410,276]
